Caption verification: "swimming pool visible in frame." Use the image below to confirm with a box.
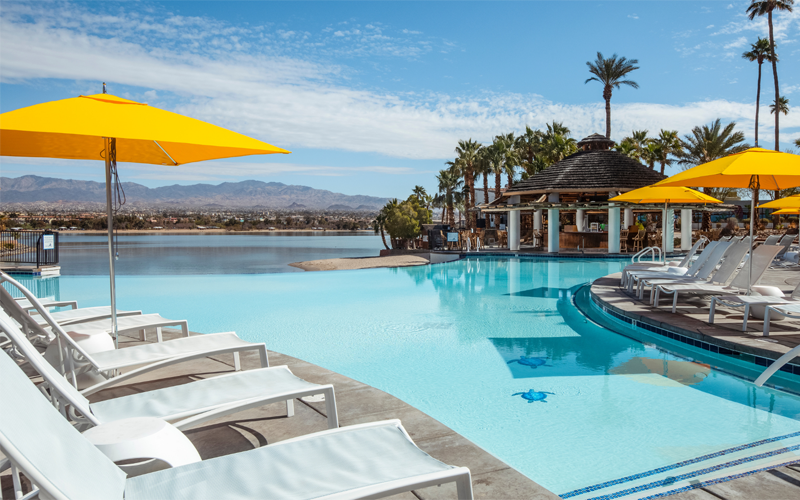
[27,256,800,495]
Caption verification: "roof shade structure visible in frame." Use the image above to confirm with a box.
[500,134,667,201]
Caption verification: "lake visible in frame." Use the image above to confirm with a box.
[57,232,385,275]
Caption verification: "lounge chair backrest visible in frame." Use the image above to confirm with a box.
[0,308,97,424]
[776,234,796,257]
[693,241,732,279]
[684,241,719,276]
[0,317,126,500]
[0,272,100,379]
[677,237,707,268]
[708,241,750,285]
[729,244,784,290]
[763,235,781,246]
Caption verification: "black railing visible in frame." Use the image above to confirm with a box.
[0,230,60,267]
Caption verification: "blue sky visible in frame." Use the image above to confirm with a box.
[1,1,798,198]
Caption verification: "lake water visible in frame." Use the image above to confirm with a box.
[57,232,385,275]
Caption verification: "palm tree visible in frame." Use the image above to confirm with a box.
[678,119,750,229]
[742,37,777,147]
[373,199,399,249]
[453,139,482,228]
[615,140,638,159]
[475,146,492,206]
[747,0,795,150]
[795,138,800,148]
[641,142,662,170]
[623,129,650,162]
[437,169,463,227]
[540,123,577,165]
[412,185,427,201]
[770,96,790,116]
[585,52,640,138]
[654,129,681,175]
[515,126,544,178]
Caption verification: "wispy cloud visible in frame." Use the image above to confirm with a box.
[724,36,748,49]
[1,1,797,165]
[628,14,639,20]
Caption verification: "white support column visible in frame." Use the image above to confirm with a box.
[681,209,692,251]
[547,193,559,253]
[576,209,585,232]
[508,195,521,251]
[665,209,675,253]
[533,210,542,231]
[608,205,621,254]
[624,208,633,228]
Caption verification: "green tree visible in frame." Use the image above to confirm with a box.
[641,142,662,170]
[515,126,544,178]
[654,129,681,175]
[742,37,777,147]
[747,0,794,150]
[384,196,431,249]
[622,129,650,162]
[795,138,800,148]
[585,52,640,138]
[373,200,397,250]
[453,139,482,229]
[678,119,750,229]
[437,169,463,227]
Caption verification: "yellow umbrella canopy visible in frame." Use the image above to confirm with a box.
[759,194,800,210]
[609,186,722,204]
[0,92,289,346]
[0,94,289,164]
[772,208,800,215]
[655,147,800,191]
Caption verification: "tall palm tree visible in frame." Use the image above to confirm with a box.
[742,37,777,147]
[641,142,662,170]
[475,146,492,206]
[515,126,544,178]
[615,140,638,159]
[747,0,795,150]
[654,129,681,175]
[795,138,800,148]
[437,169,463,227]
[678,119,750,229]
[770,96,790,116]
[373,199,398,250]
[454,139,482,228]
[412,185,427,201]
[585,52,640,138]
[541,133,577,165]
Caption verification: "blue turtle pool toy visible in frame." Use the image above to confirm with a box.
[512,389,555,403]
[507,356,550,369]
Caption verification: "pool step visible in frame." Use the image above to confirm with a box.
[562,432,800,500]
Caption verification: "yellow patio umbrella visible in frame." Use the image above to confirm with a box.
[656,148,800,294]
[0,90,290,345]
[609,186,721,262]
[772,208,800,215]
[758,193,800,210]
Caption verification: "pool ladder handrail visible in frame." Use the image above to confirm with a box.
[754,344,800,387]
[631,246,662,264]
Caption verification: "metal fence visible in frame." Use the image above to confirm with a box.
[0,230,60,267]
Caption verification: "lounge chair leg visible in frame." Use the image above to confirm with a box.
[156,327,163,343]
[653,288,660,308]
[672,293,678,314]
[325,388,339,429]
[139,329,147,341]
[455,471,474,500]
[742,305,749,331]
[233,352,241,371]
[709,299,716,324]
[286,399,295,418]
[763,308,771,336]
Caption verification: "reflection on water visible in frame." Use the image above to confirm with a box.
[57,232,385,275]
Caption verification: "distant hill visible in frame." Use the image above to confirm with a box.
[0,175,389,210]
[327,204,353,210]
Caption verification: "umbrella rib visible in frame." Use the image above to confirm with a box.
[154,140,178,165]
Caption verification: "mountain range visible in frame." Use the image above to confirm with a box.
[0,176,390,210]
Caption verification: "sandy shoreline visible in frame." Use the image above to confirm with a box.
[290,254,431,272]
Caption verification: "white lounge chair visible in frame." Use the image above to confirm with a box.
[0,276,269,392]
[709,281,800,331]
[653,245,783,313]
[0,312,338,435]
[14,296,78,311]
[623,241,721,292]
[641,241,750,304]
[634,241,734,301]
[775,234,797,258]
[0,344,472,500]
[620,237,708,285]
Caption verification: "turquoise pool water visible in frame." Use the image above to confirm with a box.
[26,257,800,493]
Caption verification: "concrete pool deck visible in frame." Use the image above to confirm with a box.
[590,266,800,500]
[1,328,558,500]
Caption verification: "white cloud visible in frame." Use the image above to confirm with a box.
[1,1,798,164]
[706,25,715,29]
[784,84,800,95]
[724,36,748,49]
[628,14,639,20]
[402,29,422,35]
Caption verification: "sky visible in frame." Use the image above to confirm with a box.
[1,0,799,199]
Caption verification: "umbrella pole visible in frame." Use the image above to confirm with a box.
[748,180,756,295]
[663,200,668,263]
[104,137,119,348]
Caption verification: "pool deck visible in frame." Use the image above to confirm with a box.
[590,266,800,500]
[1,328,559,500]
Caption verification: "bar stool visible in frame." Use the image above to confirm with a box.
[620,229,629,252]
[632,229,645,252]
